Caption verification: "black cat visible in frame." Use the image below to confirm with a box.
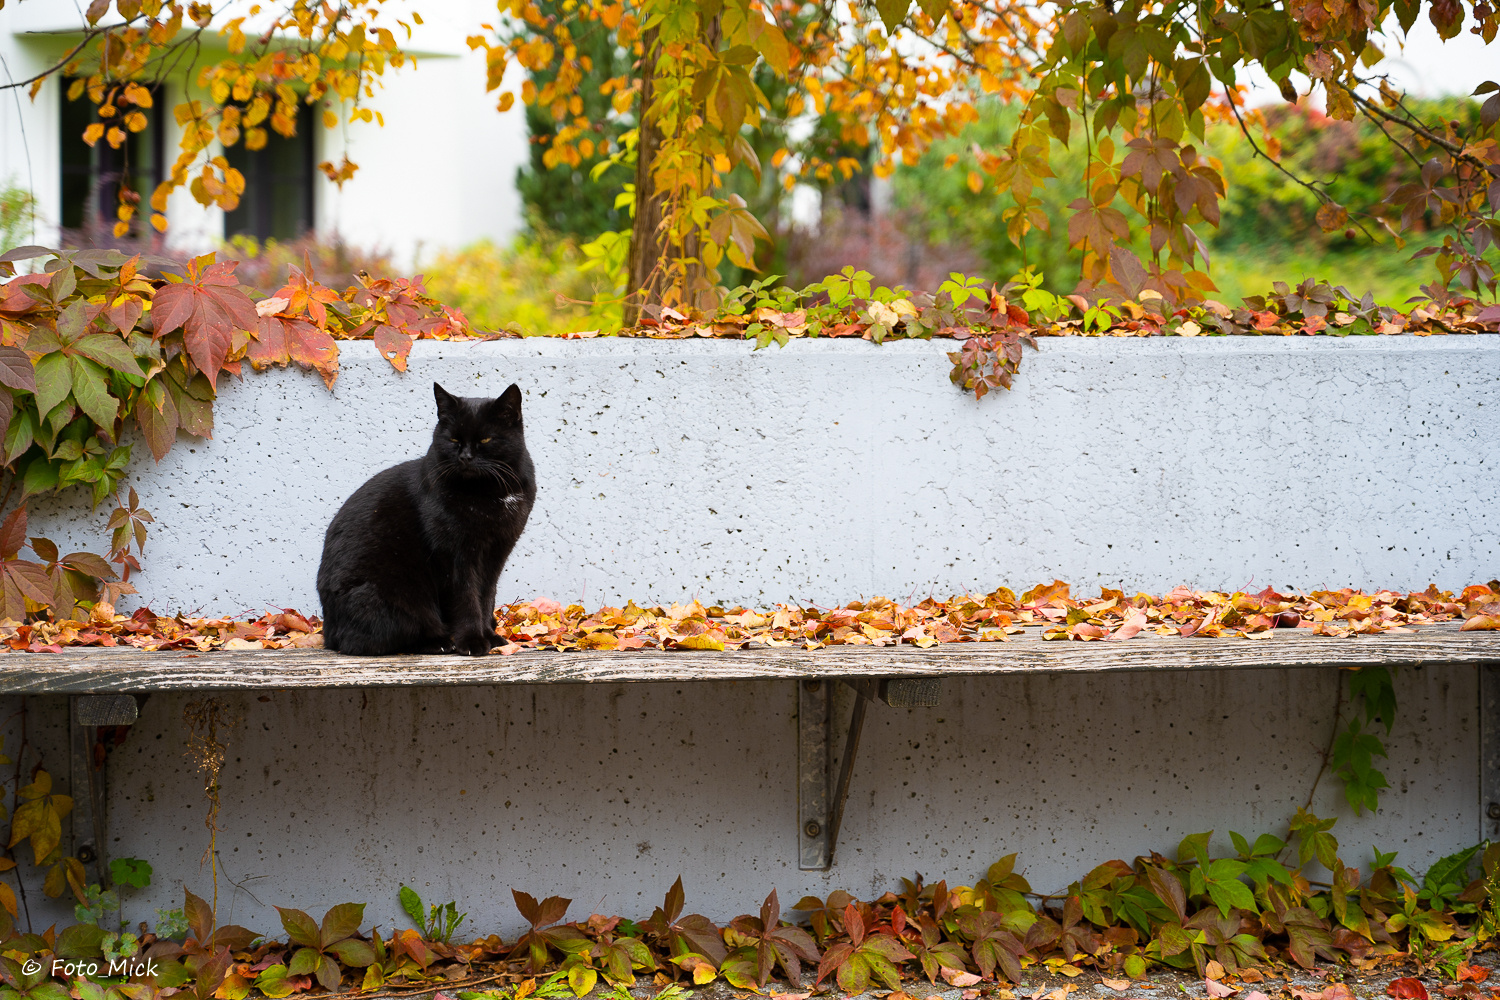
[316,382,536,656]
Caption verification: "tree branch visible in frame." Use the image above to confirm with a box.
[0,33,100,91]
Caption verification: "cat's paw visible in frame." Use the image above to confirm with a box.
[454,630,497,656]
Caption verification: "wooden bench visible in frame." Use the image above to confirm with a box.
[5,622,1496,875]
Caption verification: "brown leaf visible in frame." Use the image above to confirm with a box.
[1388,980,1429,1000]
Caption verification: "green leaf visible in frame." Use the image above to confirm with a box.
[55,923,107,958]
[32,353,71,419]
[253,966,296,1000]
[69,356,118,433]
[916,0,947,24]
[399,884,426,933]
[286,947,321,977]
[566,963,596,998]
[4,406,35,466]
[73,334,143,376]
[277,907,321,950]
[153,960,193,989]
[20,455,59,498]
[1177,831,1212,867]
[326,938,376,968]
[319,902,365,946]
[1251,833,1286,856]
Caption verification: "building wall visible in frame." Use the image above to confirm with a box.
[0,0,528,264]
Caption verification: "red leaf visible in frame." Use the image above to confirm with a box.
[0,507,26,560]
[1389,980,1429,1000]
[373,324,415,372]
[134,384,180,462]
[0,345,35,393]
[150,259,256,390]
[0,273,51,315]
[249,316,339,388]
[1458,965,1490,984]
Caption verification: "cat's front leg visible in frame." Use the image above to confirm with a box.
[444,564,498,656]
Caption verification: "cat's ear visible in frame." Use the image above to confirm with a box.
[486,383,523,426]
[433,382,458,419]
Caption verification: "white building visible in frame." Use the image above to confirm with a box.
[0,0,529,267]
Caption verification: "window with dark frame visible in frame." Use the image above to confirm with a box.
[59,82,164,237]
[223,102,316,241]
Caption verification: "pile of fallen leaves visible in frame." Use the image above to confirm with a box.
[0,604,322,653]
[490,581,1499,653]
[1,582,1495,654]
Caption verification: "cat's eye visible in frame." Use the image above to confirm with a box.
[480,438,491,443]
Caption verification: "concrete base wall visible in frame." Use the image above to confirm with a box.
[0,660,1478,936]
[25,335,1500,615]
[9,336,1493,937]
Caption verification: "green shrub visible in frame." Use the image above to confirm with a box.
[1,183,38,252]
[420,235,621,336]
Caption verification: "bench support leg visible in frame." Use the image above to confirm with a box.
[1483,665,1500,844]
[68,695,138,887]
[796,677,943,871]
[797,679,831,870]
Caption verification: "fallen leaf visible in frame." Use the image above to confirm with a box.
[1459,967,1490,985]
[1205,961,1226,981]
[1389,981,1429,1000]
[1102,981,1131,992]
[1206,980,1235,998]
[943,969,983,987]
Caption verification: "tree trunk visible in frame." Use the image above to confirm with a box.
[623,17,720,327]
[623,27,666,328]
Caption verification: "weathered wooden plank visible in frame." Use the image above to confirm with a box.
[0,623,1492,694]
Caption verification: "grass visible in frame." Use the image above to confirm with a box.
[1204,234,1451,309]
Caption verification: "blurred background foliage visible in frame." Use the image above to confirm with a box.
[10,89,1478,335]
[434,89,1475,332]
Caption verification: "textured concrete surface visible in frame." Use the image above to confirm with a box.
[26,335,1500,615]
[1,657,1476,935]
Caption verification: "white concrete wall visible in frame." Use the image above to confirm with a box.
[26,335,1500,615]
[0,0,527,262]
[0,658,1480,936]
[6,335,1493,938]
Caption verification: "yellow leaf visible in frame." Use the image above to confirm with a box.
[675,634,724,651]
[498,91,515,112]
[967,170,983,193]
[83,122,105,146]
[322,109,337,129]
[151,213,169,233]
